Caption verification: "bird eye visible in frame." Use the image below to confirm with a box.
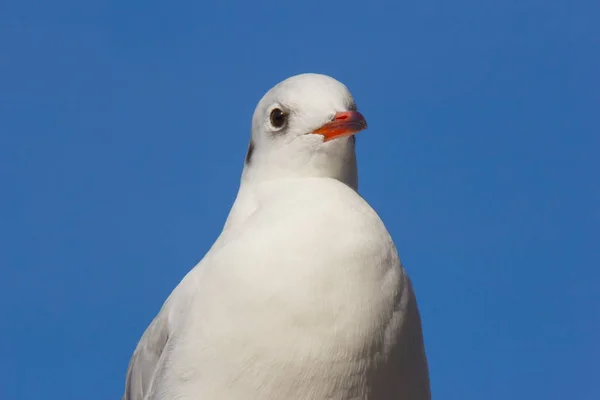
[269,108,287,129]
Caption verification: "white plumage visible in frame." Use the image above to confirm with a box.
[123,73,430,400]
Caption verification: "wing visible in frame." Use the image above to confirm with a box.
[121,233,231,400]
[396,277,431,399]
[122,268,202,400]
[376,273,431,400]
[123,307,170,400]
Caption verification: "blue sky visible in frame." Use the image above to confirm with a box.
[1,1,598,399]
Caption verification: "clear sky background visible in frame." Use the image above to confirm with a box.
[1,1,598,399]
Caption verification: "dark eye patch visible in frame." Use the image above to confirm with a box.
[245,140,255,165]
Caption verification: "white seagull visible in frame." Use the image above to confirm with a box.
[123,73,430,400]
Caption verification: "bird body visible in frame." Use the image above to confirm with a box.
[123,74,430,400]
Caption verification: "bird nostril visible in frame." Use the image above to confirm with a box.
[335,114,348,120]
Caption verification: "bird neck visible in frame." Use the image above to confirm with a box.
[221,164,359,235]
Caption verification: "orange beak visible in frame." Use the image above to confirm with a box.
[311,111,367,142]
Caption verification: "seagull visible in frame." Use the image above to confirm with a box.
[123,73,430,400]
